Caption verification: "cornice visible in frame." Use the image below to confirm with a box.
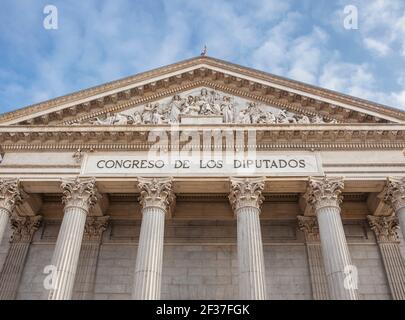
[1,124,405,151]
[1,56,404,126]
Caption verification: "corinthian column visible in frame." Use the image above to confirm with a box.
[367,215,405,300]
[380,177,405,240]
[0,179,25,245]
[48,177,100,300]
[229,177,267,300]
[297,216,329,300]
[0,214,41,300]
[132,177,175,300]
[304,177,358,300]
[73,216,109,300]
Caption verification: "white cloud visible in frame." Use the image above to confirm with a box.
[363,37,391,56]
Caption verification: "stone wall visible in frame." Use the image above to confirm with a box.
[6,219,399,300]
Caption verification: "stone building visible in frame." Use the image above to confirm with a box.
[0,56,404,300]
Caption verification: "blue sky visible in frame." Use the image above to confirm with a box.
[1,0,405,114]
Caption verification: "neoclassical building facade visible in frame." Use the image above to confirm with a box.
[0,56,404,300]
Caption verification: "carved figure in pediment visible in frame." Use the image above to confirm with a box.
[277,109,297,124]
[210,91,223,114]
[237,109,252,124]
[312,115,325,124]
[167,94,182,123]
[113,113,133,125]
[133,111,142,125]
[183,95,199,115]
[151,103,164,124]
[142,103,155,124]
[247,102,262,123]
[221,96,234,123]
[90,116,113,125]
[297,115,311,124]
[260,111,277,124]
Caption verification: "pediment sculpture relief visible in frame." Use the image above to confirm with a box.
[85,88,337,125]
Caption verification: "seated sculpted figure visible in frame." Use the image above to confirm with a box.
[259,111,276,124]
[237,109,251,124]
[183,95,200,115]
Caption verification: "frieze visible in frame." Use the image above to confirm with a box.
[82,88,338,125]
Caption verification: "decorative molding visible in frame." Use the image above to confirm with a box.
[367,215,400,243]
[379,177,405,212]
[83,215,109,242]
[137,177,175,213]
[61,177,101,211]
[0,179,26,213]
[229,177,265,212]
[9,214,42,243]
[304,176,344,211]
[297,215,319,242]
[1,125,405,151]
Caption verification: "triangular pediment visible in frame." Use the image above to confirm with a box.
[1,56,405,126]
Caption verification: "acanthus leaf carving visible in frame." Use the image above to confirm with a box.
[61,177,100,211]
[229,177,265,212]
[304,176,344,211]
[138,177,175,213]
[10,214,42,243]
[0,179,26,214]
[379,177,405,212]
[83,215,109,242]
[367,215,400,243]
[297,215,320,242]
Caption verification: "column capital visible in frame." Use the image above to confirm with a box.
[379,177,405,212]
[367,215,400,243]
[61,177,100,212]
[10,214,42,243]
[137,177,175,213]
[304,176,344,212]
[0,178,26,214]
[297,215,319,242]
[229,177,265,212]
[83,215,109,242]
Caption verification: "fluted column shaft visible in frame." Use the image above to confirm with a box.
[236,206,266,299]
[133,207,166,299]
[367,215,405,300]
[317,206,357,300]
[298,216,329,300]
[0,215,41,300]
[73,216,109,300]
[132,177,175,300]
[48,177,100,300]
[398,208,405,241]
[229,177,267,300]
[305,177,358,300]
[0,209,9,244]
[0,179,25,245]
